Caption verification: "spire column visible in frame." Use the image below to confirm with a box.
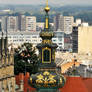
[44,0,50,31]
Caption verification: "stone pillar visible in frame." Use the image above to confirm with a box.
[0,81,2,92]
[11,77,15,92]
[9,47,14,65]
[1,80,4,92]
[0,38,2,67]
[7,76,15,92]
[6,57,8,66]
[8,53,10,65]
[1,32,4,66]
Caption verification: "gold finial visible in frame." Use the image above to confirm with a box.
[45,0,50,12]
[44,0,50,29]
[46,0,48,7]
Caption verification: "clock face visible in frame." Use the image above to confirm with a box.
[42,47,51,63]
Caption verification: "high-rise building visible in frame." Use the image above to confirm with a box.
[64,33,72,52]
[20,15,26,31]
[1,16,7,32]
[78,26,92,54]
[63,16,74,34]
[1,15,37,32]
[0,20,2,32]
[54,15,74,34]
[72,26,92,54]
[17,14,22,31]
[26,16,36,31]
[72,26,78,53]
[53,14,62,31]
[7,16,18,32]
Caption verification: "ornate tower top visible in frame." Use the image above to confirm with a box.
[45,0,50,12]
[29,0,65,90]
[44,0,50,30]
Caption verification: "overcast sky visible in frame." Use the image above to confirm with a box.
[0,0,92,6]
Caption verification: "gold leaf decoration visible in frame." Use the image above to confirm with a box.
[37,74,43,79]
[43,71,50,75]
[30,77,32,83]
[35,71,57,87]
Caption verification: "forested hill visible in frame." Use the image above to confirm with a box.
[0,5,92,25]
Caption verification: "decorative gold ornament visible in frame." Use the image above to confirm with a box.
[44,0,50,12]
[37,74,43,79]
[36,79,43,84]
[60,78,62,84]
[49,74,55,80]
[40,32,54,37]
[30,77,32,83]
[42,39,51,44]
[43,71,50,75]
[35,71,56,87]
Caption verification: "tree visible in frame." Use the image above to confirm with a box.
[24,12,31,16]
[14,43,38,75]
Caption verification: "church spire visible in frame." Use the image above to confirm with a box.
[46,0,49,9]
[29,0,66,90]
[45,0,50,12]
[44,0,50,30]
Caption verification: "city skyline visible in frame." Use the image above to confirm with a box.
[0,0,92,6]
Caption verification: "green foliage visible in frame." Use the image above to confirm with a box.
[14,43,38,75]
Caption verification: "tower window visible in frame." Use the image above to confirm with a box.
[44,50,50,62]
[42,47,51,63]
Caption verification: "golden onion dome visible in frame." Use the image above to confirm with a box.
[45,6,50,12]
[44,0,50,12]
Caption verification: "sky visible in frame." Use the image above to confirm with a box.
[0,0,92,6]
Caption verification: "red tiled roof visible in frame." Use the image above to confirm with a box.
[61,61,80,73]
[24,73,35,92]
[82,78,92,92]
[15,72,36,92]
[59,77,88,92]
[16,73,92,92]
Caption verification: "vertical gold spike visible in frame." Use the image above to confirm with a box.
[46,0,48,7]
[46,18,48,29]
[45,0,50,12]
[45,0,50,29]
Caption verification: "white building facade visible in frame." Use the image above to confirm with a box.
[0,31,64,50]
[63,16,74,34]
[7,16,18,32]
[26,16,36,31]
